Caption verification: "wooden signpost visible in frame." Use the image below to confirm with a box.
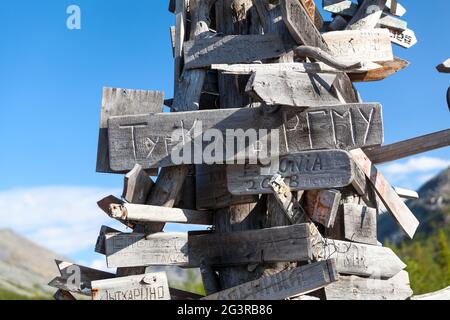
[91,272,171,301]
[323,239,406,278]
[437,58,450,74]
[56,0,445,301]
[322,29,394,65]
[227,150,354,195]
[107,103,383,171]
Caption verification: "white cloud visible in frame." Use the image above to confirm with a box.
[380,156,450,190]
[382,157,450,175]
[0,186,123,255]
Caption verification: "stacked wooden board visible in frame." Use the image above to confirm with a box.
[49,0,450,300]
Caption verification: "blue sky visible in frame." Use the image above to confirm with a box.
[0,1,449,269]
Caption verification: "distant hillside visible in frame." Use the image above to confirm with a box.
[379,167,450,294]
[0,229,66,299]
[379,167,450,243]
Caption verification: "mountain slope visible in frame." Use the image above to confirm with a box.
[0,229,66,298]
[379,167,450,243]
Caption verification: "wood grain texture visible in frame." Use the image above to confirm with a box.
[96,87,163,174]
[280,0,329,50]
[377,13,407,31]
[95,225,120,255]
[323,239,406,278]
[299,0,323,30]
[343,203,377,245]
[346,0,387,30]
[108,203,213,225]
[245,70,340,107]
[351,149,419,239]
[322,29,393,64]
[305,190,342,228]
[91,272,170,301]
[226,150,354,195]
[122,164,154,204]
[196,164,258,210]
[349,56,409,82]
[105,232,189,268]
[184,34,287,69]
[323,0,358,17]
[212,61,382,75]
[202,260,338,300]
[108,104,384,171]
[171,0,216,112]
[189,223,321,266]
[364,129,450,164]
[325,271,413,300]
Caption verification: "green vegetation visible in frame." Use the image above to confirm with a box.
[169,269,206,296]
[0,288,52,300]
[386,207,450,295]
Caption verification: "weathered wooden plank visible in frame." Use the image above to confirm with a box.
[95,225,121,255]
[53,289,76,301]
[169,288,204,300]
[323,239,406,278]
[364,129,450,164]
[388,28,417,48]
[97,195,135,229]
[200,261,221,295]
[196,164,258,210]
[412,286,450,300]
[212,61,382,75]
[171,0,216,112]
[91,272,171,301]
[105,224,321,268]
[343,203,377,245]
[108,203,213,225]
[245,70,340,107]
[385,0,406,17]
[96,88,163,174]
[190,223,321,266]
[174,0,186,84]
[394,187,419,200]
[437,58,450,74]
[202,260,338,300]
[299,0,324,30]
[183,34,287,70]
[227,150,354,195]
[105,232,189,268]
[351,149,419,239]
[280,0,329,50]
[346,0,387,30]
[108,104,384,171]
[168,0,176,13]
[323,0,358,17]
[48,261,115,296]
[322,29,393,64]
[305,190,342,228]
[377,13,407,31]
[269,175,307,224]
[325,271,413,300]
[122,164,154,204]
[349,57,409,82]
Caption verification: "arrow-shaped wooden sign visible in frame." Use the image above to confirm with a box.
[91,272,171,301]
[323,239,406,278]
